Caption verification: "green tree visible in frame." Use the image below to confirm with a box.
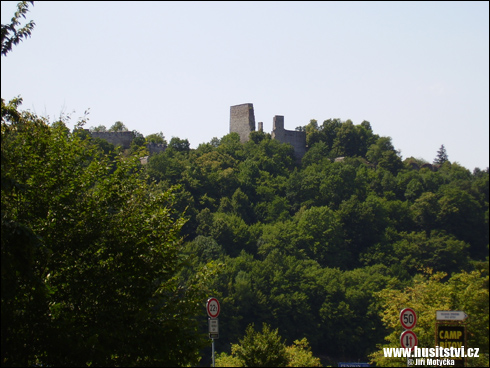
[146,150,188,184]
[337,195,390,266]
[218,132,244,160]
[391,230,471,275]
[296,205,344,267]
[304,119,321,147]
[223,323,289,367]
[108,120,127,132]
[210,212,253,256]
[434,144,449,165]
[411,192,440,236]
[331,119,359,157]
[437,186,486,259]
[285,338,322,367]
[366,136,403,174]
[215,333,321,367]
[145,131,167,145]
[90,124,107,132]
[168,136,190,152]
[320,118,342,151]
[1,1,35,57]
[231,187,254,223]
[370,268,489,367]
[1,100,215,366]
[129,130,146,153]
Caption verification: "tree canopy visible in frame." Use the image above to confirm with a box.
[434,144,449,165]
[2,3,488,365]
[1,1,35,57]
[1,98,218,366]
[2,99,488,367]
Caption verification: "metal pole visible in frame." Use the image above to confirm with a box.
[212,338,215,367]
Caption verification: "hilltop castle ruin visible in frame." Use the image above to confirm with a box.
[88,103,307,160]
[230,103,306,159]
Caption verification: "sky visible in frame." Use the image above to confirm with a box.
[1,1,489,171]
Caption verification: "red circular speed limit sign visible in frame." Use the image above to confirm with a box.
[400,330,418,350]
[400,308,417,330]
[207,297,220,318]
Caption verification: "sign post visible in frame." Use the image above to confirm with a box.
[400,308,417,367]
[207,298,221,367]
[435,311,467,367]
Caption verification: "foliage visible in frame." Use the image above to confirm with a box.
[89,124,107,132]
[1,1,35,57]
[285,338,322,367]
[232,323,288,367]
[168,136,190,152]
[369,268,489,367]
[108,120,128,132]
[215,323,321,367]
[1,99,215,366]
[3,2,488,365]
[215,351,243,367]
[3,96,488,364]
[434,144,449,165]
[146,131,167,145]
[144,116,488,364]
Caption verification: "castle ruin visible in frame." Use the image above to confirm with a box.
[271,115,307,159]
[230,103,256,143]
[88,130,166,154]
[89,103,306,160]
[230,103,306,159]
[89,131,135,149]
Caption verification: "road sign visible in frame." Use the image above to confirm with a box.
[436,311,468,321]
[209,318,219,339]
[400,330,418,350]
[400,308,417,330]
[436,324,465,367]
[207,297,220,318]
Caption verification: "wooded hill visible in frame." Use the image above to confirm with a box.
[2,2,487,366]
[2,97,489,366]
[143,120,489,365]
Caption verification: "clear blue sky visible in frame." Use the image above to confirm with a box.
[2,1,488,170]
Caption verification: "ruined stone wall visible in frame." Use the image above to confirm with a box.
[90,131,135,149]
[146,142,167,155]
[271,115,307,159]
[230,103,256,143]
[89,131,167,155]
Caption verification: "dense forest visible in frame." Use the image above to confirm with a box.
[142,120,489,366]
[2,2,488,367]
[3,100,488,366]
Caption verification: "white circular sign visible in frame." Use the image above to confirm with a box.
[207,297,220,318]
[400,330,418,350]
[400,308,417,330]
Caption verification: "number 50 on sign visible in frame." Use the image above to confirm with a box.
[400,308,417,330]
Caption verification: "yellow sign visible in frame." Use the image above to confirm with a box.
[436,325,465,367]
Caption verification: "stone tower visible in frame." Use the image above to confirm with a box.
[271,115,307,160]
[230,103,256,143]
